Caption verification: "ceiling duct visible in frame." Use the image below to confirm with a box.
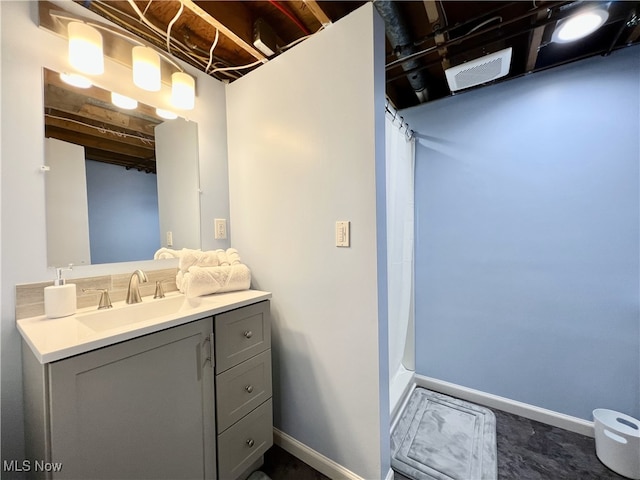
[374,1,430,103]
[445,47,513,92]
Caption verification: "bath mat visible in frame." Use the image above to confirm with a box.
[391,388,497,480]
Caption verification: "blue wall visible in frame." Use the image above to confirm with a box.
[86,160,160,264]
[403,46,640,420]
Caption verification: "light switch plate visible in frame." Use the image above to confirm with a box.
[214,219,227,239]
[166,231,173,247]
[336,221,350,247]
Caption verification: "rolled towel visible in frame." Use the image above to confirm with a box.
[154,247,182,259]
[226,248,242,265]
[179,248,222,272]
[183,264,251,298]
[176,270,185,293]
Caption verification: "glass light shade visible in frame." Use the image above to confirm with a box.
[171,72,195,110]
[60,72,92,89]
[111,92,138,110]
[156,108,178,120]
[552,9,609,43]
[132,46,161,91]
[68,22,104,75]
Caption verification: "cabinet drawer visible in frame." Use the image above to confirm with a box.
[216,350,272,433]
[215,301,270,373]
[217,399,273,480]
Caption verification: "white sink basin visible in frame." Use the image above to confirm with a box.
[77,295,189,332]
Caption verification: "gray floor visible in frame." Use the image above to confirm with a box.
[262,407,628,480]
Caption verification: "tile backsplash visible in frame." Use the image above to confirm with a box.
[15,268,179,320]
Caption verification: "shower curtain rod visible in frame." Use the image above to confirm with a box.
[385,99,415,140]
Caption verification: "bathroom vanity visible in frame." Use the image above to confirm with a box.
[18,290,272,480]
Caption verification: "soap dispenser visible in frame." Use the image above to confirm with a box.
[44,265,77,319]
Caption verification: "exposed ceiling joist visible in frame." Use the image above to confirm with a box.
[302,1,332,27]
[182,0,266,61]
[525,9,550,72]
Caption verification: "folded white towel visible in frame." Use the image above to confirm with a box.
[183,264,251,298]
[226,248,242,265]
[154,247,182,259]
[179,248,222,272]
[176,270,185,292]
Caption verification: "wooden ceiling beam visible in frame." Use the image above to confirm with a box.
[44,125,154,159]
[302,1,332,27]
[185,0,266,61]
[525,9,550,72]
[626,24,640,43]
[44,115,154,150]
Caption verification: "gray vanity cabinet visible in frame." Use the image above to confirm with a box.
[23,318,216,480]
[214,300,273,480]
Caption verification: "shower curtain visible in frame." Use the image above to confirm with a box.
[385,109,415,411]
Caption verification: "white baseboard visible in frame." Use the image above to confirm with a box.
[273,428,365,480]
[384,467,395,480]
[415,374,595,437]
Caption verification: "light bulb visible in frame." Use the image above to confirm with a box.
[552,8,608,43]
[156,108,178,120]
[111,92,138,110]
[60,72,92,89]
[68,22,104,75]
[132,46,161,91]
[171,72,195,110]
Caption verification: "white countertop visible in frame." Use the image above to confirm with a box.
[17,289,272,364]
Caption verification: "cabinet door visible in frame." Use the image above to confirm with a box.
[48,318,215,480]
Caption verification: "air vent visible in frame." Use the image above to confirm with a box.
[445,47,513,92]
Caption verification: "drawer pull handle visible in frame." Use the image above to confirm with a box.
[246,438,255,448]
[245,385,254,393]
[243,330,253,339]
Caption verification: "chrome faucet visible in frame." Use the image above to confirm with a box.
[126,269,148,304]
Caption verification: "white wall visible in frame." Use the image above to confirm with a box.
[404,46,640,420]
[226,4,389,479]
[0,0,228,461]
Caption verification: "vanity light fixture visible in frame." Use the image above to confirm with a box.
[156,108,178,120]
[552,6,609,43]
[67,22,104,75]
[132,46,161,92]
[111,92,138,110]
[59,72,92,89]
[171,72,195,110]
[53,9,196,110]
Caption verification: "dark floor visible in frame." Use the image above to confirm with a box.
[260,407,628,480]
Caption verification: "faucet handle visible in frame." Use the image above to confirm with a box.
[82,288,113,309]
[154,281,166,299]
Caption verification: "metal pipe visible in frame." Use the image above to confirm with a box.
[375,1,430,102]
[386,1,569,71]
[411,2,520,47]
[386,12,630,83]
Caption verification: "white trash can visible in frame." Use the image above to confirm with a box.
[593,409,640,479]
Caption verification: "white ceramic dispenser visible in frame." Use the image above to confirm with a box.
[44,265,77,319]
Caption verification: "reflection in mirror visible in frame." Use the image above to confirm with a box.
[43,68,201,266]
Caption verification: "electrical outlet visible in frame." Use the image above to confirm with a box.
[166,231,173,247]
[214,219,227,239]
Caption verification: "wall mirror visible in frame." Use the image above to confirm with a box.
[43,67,201,266]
